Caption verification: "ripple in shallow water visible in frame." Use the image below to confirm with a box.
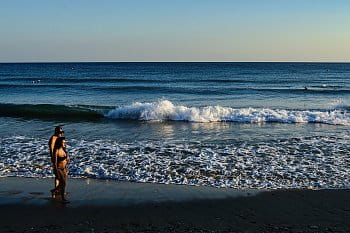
[0,134,349,189]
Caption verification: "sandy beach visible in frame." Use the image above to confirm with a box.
[0,178,349,232]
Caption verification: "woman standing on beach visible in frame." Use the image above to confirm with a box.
[52,137,70,203]
[49,126,64,197]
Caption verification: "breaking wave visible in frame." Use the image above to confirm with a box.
[0,100,349,125]
[105,100,350,125]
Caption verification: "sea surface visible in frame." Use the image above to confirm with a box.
[0,62,349,189]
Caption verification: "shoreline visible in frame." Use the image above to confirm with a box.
[1,177,350,232]
[0,177,260,206]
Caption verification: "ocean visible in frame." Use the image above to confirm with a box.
[0,62,349,189]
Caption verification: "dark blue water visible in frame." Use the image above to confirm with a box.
[1,62,349,108]
[0,62,349,189]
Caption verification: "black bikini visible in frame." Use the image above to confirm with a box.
[57,148,67,162]
[57,155,67,162]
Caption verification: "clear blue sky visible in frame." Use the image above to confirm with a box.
[1,0,349,62]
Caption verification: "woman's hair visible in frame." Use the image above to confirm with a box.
[53,137,66,153]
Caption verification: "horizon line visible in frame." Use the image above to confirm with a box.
[1,60,350,64]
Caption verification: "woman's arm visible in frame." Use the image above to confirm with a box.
[48,136,53,156]
[53,148,58,170]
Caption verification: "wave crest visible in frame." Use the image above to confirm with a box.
[105,100,350,125]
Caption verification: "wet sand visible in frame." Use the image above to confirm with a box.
[0,177,350,232]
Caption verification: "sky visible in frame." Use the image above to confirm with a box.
[1,0,350,62]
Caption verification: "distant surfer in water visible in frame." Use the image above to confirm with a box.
[49,126,64,198]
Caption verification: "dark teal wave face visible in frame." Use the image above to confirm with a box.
[0,62,349,109]
[0,103,105,121]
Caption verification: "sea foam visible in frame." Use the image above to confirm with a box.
[105,100,350,125]
[1,134,349,189]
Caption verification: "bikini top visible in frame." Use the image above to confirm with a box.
[57,155,67,162]
[55,148,67,162]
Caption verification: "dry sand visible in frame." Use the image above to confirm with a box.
[0,177,350,232]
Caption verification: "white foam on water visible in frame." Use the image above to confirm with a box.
[1,134,350,189]
[105,100,350,125]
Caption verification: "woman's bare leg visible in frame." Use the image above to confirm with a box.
[59,168,69,203]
